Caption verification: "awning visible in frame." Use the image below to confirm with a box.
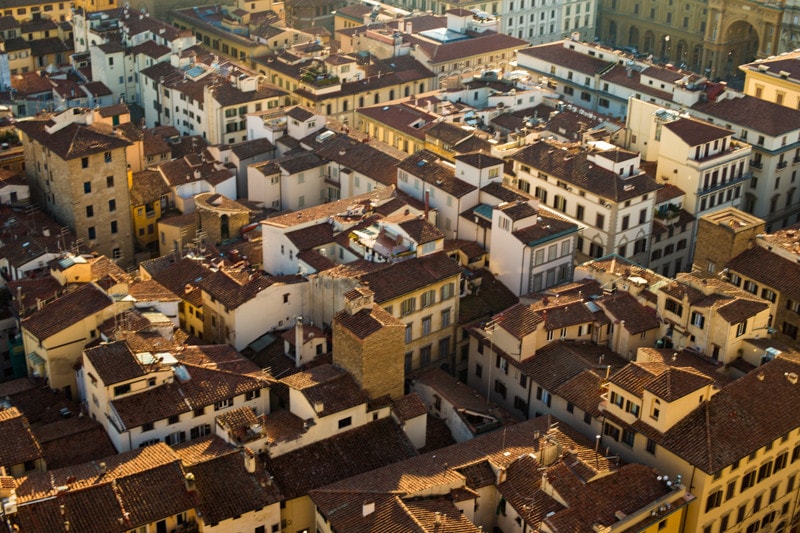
[26,352,45,366]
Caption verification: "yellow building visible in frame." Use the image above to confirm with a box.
[140,256,207,340]
[360,252,462,375]
[8,444,201,532]
[20,282,121,397]
[599,347,800,533]
[740,50,800,110]
[253,52,434,127]
[129,168,171,252]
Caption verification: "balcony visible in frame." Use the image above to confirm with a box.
[750,159,763,169]
[700,171,752,195]
[777,160,788,169]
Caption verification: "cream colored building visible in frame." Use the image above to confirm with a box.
[740,51,800,110]
[20,283,120,398]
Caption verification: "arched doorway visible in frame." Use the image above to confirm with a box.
[628,26,639,49]
[220,214,229,240]
[692,45,703,71]
[676,40,688,68]
[643,31,655,54]
[723,20,760,76]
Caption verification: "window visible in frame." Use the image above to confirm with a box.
[774,452,788,472]
[603,422,621,441]
[622,428,635,446]
[108,199,116,212]
[86,205,94,218]
[104,152,112,163]
[691,311,705,329]
[621,215,630,230]
[401,298,416,316]
[168,415,179,425]
[81,157,89,168]
[420,345,431,365]
[441,283,454,300]
[736,321,748,337]
[706,490,723,512]
[665,298,683,317]
[741,470,757,491]
[758,461,773,482]
[645,439,656,455]
[743,280,758,294]
[625,400,640,417]
[245,389,261,401]
[214,398,233,410]
[420,290,436,308]
[422,316,432,336]
[494,379,507,399]
[190,424,211,439]
[405,324,412,343]
[106,175,114,187]
[110,220,118,234]
[88,227,96,240]
[536,386,552,407]
[596,213,605,229]
[83,181,91,193]
[338,416,352,429]
[441,308,451,328]
[726,479,737,501]
[475,363,482,378]
[514,395,527,412]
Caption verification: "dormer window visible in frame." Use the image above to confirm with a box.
[651,399,660,420]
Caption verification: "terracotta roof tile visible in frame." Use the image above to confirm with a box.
[727,245,800,301]
[84,341,147,386]
[715,298,769,324]
[15,118,131,160]
[663,117,732,146]
[495,303,542,339]
[266,418,418,499]
[314,134,402,186]
[518,341,626,393]
[111,346,268,429]
[21,283,113,341]
[597,291,659,334]
[34,417,117,470]
[129,168,170,207]
[357,251,462,303]
[281,364,368,417]
[398,150,477,198]
[174,436,282,525]
[512,141,660,202]
[335,303,404,340]
[0,407,43,467]
[518,42,611,75]
[658,351,800,473]
[553,369,605,417]
[392,392,427,421]
[691,93,800,137]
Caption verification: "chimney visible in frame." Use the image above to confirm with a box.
[184,472,196,491]
[424,189,430,220]
[363,502,375,516]
[295,316,304,368]
[16,286,23,316]
[244,448,256,473]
